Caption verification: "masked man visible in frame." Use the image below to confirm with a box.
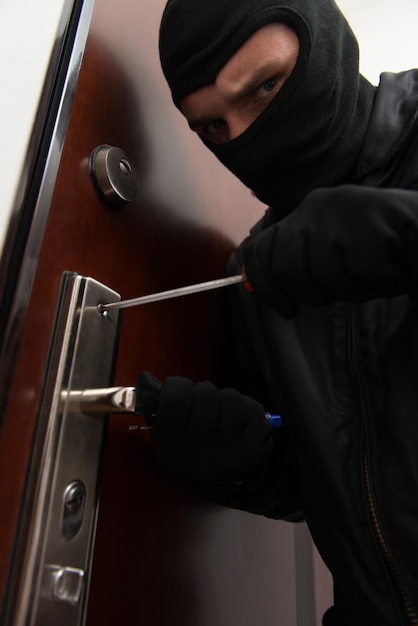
[138,1,418,624]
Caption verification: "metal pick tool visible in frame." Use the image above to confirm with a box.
[98,273,246,313]
[94,272,249,430]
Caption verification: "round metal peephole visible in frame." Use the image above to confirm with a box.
[90,144,139,209]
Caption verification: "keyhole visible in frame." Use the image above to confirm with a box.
[62,481,86,541]
[119,158,132,176]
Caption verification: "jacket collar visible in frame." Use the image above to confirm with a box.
[353,69,418,179]
[252,69,418,233]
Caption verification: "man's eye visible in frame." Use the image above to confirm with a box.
[206,119,225,135]
[258,77,279,96]
[264,77,278,91]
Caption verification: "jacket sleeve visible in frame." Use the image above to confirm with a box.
[240,185,418,317]
[204,429,304,522]
[206,252,304,522]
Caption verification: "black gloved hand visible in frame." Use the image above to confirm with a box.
[136,372,272,484]
[135,371,162,418]
[241,185,418,316]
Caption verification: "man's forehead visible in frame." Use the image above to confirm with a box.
[159,0,311,107]
[197,24,298,93]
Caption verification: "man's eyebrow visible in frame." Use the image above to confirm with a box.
[235,60,282,96]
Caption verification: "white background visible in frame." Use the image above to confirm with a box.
[337,0,418,84]
[0,1,67,254]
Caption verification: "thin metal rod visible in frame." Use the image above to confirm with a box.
[98,273,245,312]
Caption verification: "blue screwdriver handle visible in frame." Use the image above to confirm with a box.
[265,412,282,428]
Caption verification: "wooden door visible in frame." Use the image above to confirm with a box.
[0,1,303,624]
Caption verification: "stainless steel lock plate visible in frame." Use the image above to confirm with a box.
[13,273,121,626]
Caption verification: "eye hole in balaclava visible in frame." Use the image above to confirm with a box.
[159,0,375,215]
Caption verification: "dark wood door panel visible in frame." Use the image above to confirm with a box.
[0,0,299,624]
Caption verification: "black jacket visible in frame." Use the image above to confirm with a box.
[213,70,418,625]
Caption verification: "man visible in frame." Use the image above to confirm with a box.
[138,0,418,624]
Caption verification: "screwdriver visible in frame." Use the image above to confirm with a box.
[98,272,251,313]
[130,412,282,430]
[63,386,282,428]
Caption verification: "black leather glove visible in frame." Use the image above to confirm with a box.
[136,372,272,484]
[241,185,418,316]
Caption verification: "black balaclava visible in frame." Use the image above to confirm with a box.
[159,0,376,217]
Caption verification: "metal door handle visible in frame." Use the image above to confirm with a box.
[62,386,137,415]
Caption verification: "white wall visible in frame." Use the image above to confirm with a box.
[0,0,67,255]
[336,0,418,84]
